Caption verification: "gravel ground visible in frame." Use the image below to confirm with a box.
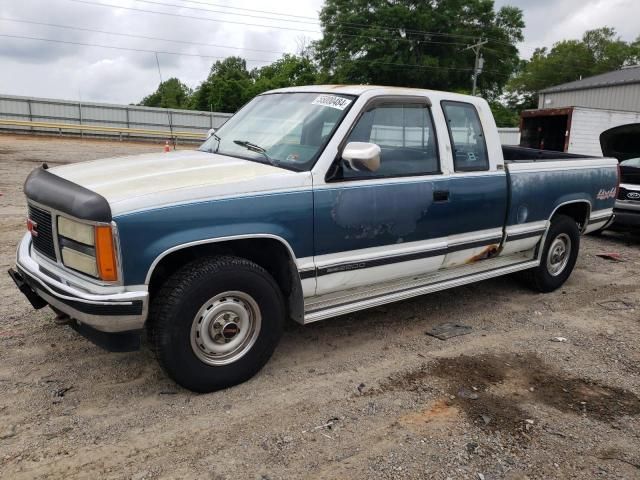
[1,133,639,480]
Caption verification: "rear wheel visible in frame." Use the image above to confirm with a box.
[149,256,285,392]
[523,214,580,293]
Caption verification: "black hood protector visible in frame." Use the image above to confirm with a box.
[24,167,112,222]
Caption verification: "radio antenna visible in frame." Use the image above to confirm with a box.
[155,52,175,149]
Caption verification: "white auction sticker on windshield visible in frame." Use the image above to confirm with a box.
[311,95,352,110]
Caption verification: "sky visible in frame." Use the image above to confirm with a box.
[0,0,637,105]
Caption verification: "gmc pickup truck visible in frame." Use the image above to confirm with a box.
[9,86,619,392]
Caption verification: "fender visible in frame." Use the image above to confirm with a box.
[144,233,301,284]
[144,233,307,323]
[547,199,592,234]
[534,199,592,262]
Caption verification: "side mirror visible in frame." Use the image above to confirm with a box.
[207,128,217,139]
[342,142,381,172]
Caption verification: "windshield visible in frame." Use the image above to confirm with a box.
[199,92,355,171]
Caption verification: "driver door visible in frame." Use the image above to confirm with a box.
[312,97,451,296]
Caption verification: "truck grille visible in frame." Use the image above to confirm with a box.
[618,186,640,202]
[28,205,57,260]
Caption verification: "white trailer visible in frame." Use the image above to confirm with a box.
[520,106,640,157]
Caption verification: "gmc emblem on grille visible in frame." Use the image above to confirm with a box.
[628,192,640,200]
[27,218,38,237]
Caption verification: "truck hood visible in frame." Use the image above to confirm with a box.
[600,123,640,161]
[50,150,311,216]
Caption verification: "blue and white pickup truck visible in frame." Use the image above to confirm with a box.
[10,86,619,392]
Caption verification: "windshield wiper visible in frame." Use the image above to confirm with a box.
[233,139,277,166]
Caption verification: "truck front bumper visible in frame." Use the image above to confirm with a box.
[10,234,148,334]
[612,199,640,229]
[612,208,640,228]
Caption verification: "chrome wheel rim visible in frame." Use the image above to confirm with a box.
[546,233,571,277]
[190,291,261,366]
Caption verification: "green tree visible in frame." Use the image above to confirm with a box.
[139,78,193,109]
[251,54,320,95]
[489,100,519,127]
[191,57,254,113]
[508,28,640,110]
[312,0,524,95]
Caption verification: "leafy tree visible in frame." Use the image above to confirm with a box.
[312,0,524,95]
[251,54,320,95]
[191,57,254,113]
[189,55,321,112]
[489,100,519,127]
[508,28,640,110]
[139,78,193,109]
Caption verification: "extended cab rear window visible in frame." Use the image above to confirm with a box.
[441,101,489,172]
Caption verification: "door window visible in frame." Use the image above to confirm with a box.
[340,103,439,179]
[442,101,489,172]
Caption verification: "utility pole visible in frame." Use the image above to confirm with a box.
[464,39,488,96]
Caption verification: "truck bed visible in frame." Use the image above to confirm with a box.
[502,145,594,162]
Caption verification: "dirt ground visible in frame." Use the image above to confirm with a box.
[1,133,639,480]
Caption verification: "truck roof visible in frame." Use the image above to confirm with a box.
[264,84,483,104]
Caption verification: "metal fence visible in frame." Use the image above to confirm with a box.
[0,94,232,141]
[0,93,522,146]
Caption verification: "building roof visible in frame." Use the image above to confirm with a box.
[541,65,640,94]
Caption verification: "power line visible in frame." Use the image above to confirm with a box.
[0,18,536,68]
[2,31,595,85]
[0,17,288,55]
[0,18,541,69]
[134,0,468,40]
[4,12,473,56]
[169,0,319,21]
[132,0,321,26]
[67,0,476,48]
[69,0,323,34]
[0,33,483,73]
[152,0,529,50]
[0,33,279,62]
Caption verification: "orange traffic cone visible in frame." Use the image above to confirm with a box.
[163,140,170,153]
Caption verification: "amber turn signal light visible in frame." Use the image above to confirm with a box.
[95,226,118,281]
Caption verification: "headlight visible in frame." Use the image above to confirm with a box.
[56,217,118,281]
[58,216,94,245]
[61,247,98,277]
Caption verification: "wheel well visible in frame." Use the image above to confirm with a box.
[148,238,304,323]
[552,202,590,231]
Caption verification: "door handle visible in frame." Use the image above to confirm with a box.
[433,190,449,202]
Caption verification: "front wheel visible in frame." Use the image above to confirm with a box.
[149,256,285,392]
[523,214,580,293]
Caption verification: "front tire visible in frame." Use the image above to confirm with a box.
[523,214,580,293]
[149,256,285,393]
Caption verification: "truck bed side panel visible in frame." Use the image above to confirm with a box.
[506,159,618,227]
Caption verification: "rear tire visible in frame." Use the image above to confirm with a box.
[523,214,580,293]
[149,256,285,393]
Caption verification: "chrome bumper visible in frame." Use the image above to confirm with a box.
[12,234,148,333]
